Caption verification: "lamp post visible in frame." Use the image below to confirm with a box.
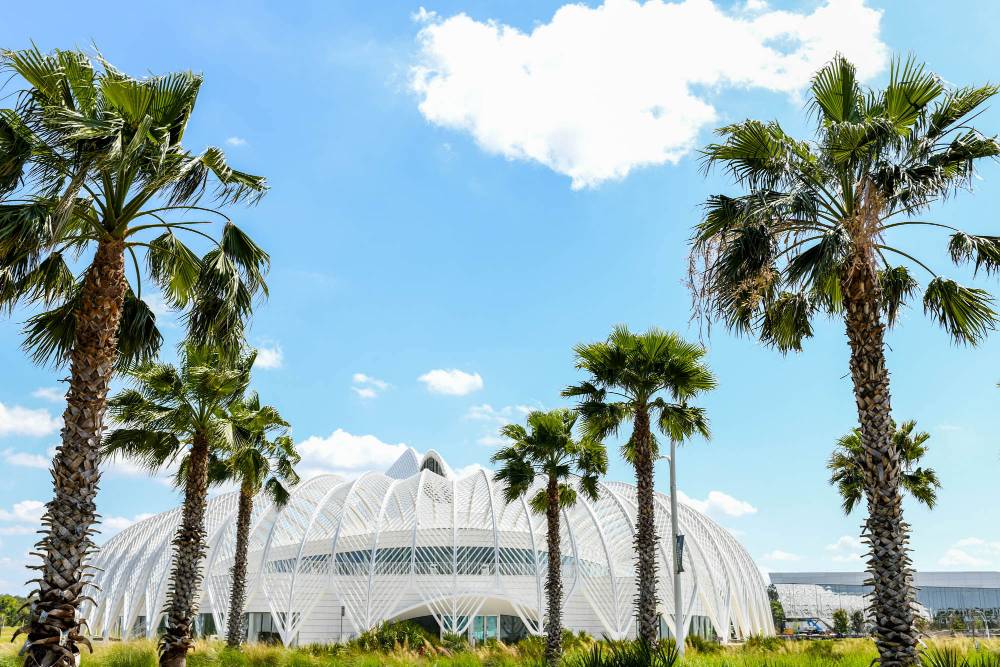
[662,439,685,657]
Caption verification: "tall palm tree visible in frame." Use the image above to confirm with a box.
[829,420,940,515]
[688,55,999,666]
[562,326,715,644]
[217,394,299,647]
[0,47,267,667]
[102,346,255,667]
[491,409,607,667]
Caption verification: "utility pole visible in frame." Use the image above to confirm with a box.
[667,438,685,657]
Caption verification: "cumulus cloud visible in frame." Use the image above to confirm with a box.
[226,136,247,146]
[411,0,887,188]
[254,344,284,370]
[296,429,410,479]
[352,373,390,399]
[939,548,990,568]
[32,387,64,403]
[418,369,484,395]
[452,462,491,478]
[465,403,533,424]
[2,449,50,470]
[678,490,757,518]
[101,513,155,536]
[761,549,801,562]
[938,537,1000,568]
[0,500,45,524]
[0,403,60,438]
[476,434,508,447]
[826,534,865,563]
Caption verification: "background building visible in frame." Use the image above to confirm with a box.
[770,572,1000,631]
[83,449,774,645]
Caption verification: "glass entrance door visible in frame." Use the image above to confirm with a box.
[472,615,498,642]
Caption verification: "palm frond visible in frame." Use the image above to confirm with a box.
[878,266,918,328]
[923,277,997,345]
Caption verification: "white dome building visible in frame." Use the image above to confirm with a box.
[83,449,773,645]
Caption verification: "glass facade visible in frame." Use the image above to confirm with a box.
[770,573,1000,630]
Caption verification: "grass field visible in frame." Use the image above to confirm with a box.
[0,635,995,667]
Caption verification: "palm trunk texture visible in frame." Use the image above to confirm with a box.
[25,239,126,667]
[225,487,254,647]
[544,475,563,667]
[632,407,659,644]
[160,435,211,667]
[843,257,917,667]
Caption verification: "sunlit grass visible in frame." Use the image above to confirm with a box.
[0,635,995,667]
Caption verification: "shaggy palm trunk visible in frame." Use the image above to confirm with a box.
[544,475,562,667]
[632,406,659,644]
[25,238,126,667]
[842,256,917,667]
[160,435,211,667]
[225,486,254,647]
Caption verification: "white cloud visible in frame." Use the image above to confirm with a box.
[32,387,64,403]
[254,344,284,370]
[418,369,484,395]
[465,403,533,424]
[353,373,390,390]
[411,0,887,189]
[352,373,390,399]
[826,535,866,563]
[296,429,409,480]
[102,513,155,535]
[477,434,508,447]
[3,449,50,470]
[761,549,801,562]
[226,136,247,146]
[678,490,757,518]
[0,500,45,524]
[0,403,60,437]
[956,537,987,548]
[939,548,990,568]
[452,462,490,478]
[937,537,1000,568]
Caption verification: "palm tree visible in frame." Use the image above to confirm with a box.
[491,409,607,667]
[688,55,999,666]
[562,326,715,644]
[829,420,940,515]
[102,346,255,667]
[0,47,267,667]
[217,394,299,647]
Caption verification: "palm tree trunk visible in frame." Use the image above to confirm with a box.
[225,485,254,647]
[544,474,562,667]
[25,238,126,667]
[160,434,211,667]
[632,406,659,644]
[842,260,917,667]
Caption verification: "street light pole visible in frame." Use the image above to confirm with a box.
[667,438,684,657]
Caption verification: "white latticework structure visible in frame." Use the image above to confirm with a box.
[84,449,773,645]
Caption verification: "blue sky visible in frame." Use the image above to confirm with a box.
[1,0,1000,592]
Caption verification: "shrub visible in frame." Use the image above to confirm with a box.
[441,632,471,653]
[832,609,850,635]
[350,620,435,652]
[686,634,723,654]
[744,634,783,652]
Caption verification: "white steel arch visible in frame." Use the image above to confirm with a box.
[85,448,773,644]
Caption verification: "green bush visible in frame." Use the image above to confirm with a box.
[441,632,471,653]
[350,620,435,652]
[743,634,783,652]
[686,634,722,654]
